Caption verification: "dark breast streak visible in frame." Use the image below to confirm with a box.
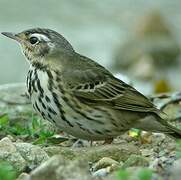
[26,66,74,127]
[26,65,111,138]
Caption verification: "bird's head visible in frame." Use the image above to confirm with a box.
[1,28,74,63]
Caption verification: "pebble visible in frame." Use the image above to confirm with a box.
[141,148,154,157]
[92,157,120,171]
[92,168,108,177]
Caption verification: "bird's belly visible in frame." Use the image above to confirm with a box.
[30,89,121,140]
[26,68,122,140]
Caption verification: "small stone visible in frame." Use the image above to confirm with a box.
[167,142,176,151]
[141,149,154,157]
[0,137,26,172]
[30,155,92,180]
[15,142,49,169]
[170,159,181,180]
[160,156,168,162]
[149,158,159,170]
[92,168,108,177]
[17,173,30,180]
[44,143,140,162]
[92,164,121,177]
[107,164,120,173]
[6,135,15,142]
[72,139,90,148]
[92,157,120,171]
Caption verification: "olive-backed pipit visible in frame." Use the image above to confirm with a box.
[2,28,181,141]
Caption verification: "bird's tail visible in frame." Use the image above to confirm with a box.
[157,114,181,139]
[164,122,181,139]
[134,113,181,139]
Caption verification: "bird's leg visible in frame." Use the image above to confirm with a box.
[103,138,114,144]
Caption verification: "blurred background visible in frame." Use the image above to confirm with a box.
[1,0,181,95]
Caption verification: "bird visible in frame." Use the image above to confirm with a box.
[1,28,181,143]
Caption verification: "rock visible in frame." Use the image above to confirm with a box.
[141,149,154,157]
[0,83,32,117]
[44,143,140,162]
[56,158,92,180]
[91,157,120,177]
[92,168,108,177]
[0,83,57,140]
[71,139,90,148]
[0,137,50,174]
[85,144,140,163]
[44,146,77,160]
[92,164,120,177]
[170,159,181,180]
[0,83,29,105]
[149,158,159,170]
[0,83,34,130]
[29,155,92,180]
[0,137,26,172]
[92,157,120,171]
[121,155,149,169]
[15,142,49,170]
[17,173,30,180]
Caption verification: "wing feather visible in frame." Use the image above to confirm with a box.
[60,53,157,113]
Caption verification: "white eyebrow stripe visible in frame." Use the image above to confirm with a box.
[30,33,50,41]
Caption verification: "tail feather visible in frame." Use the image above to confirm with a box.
[134,113,181,139]
[164,123,181,139]
[157,114,181,139]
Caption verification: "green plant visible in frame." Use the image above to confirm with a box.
[137,168,153,180]
[117,169,129,180]
[116,168,153,180]
[0,113,55,144]
[0,161,17,180]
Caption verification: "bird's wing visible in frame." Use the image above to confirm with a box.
[62,61,157,113]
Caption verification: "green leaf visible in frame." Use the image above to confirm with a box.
[117,169,129,180]
[0,114,9,127]
[0,161,17,180]
[137,168,153,180]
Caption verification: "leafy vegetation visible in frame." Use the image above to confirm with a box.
[137,168,153,180]
[116,168,153,180]
[117,169,130,180]
[0,161,17,180]
[0,113,55,145]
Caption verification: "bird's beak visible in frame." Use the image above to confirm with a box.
[1,32,21,42]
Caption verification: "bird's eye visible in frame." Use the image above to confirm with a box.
[29,36,39,45]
